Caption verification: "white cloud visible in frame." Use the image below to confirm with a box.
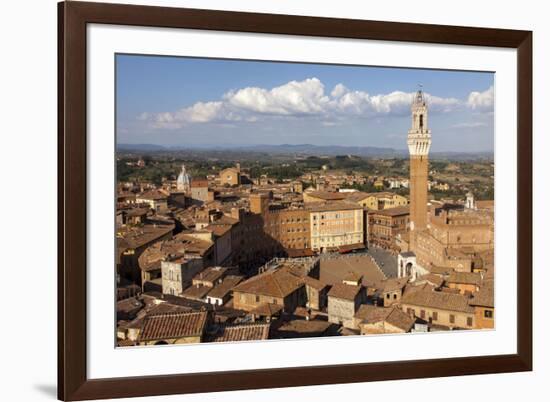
[330,83,348,98]
[153,101,242,129]
[141,78,489,129]
[226,78,329,115]
[467,86,494,111]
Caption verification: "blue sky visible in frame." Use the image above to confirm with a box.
[116,54,494,152]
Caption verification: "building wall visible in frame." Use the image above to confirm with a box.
[448,282,479,295]
[250,193,270,215]
[231,212,278,268]
[368,211,409,249]
[401,303,475,329]
[429,213,494,250]
[328,297,359,328]
[414,229,489,272]
[214,230,233,265]
[135,197,168,212]
[414,207,494,270]
[206,295,228,306]
[161,258,204,296]
[264,208,311,250]
[191,186,209,203]
[305,285,327,310]
[232,291,285,312]
[474,306,495,329]
[141,268,162,288]
[382,290,403,307]
[359,321,408,335]
[310,208,363,251]
[141,335,201,346]
[355,194,407,210]
[220,168,240,186]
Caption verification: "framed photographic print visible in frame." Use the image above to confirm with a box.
[58,1,532,400]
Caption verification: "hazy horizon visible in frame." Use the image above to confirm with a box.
[116,142,494,154]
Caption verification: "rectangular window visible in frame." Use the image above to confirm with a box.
[432,311,438,321]
[420,310,426,319]
[255,295,260,302]
[467,317,473,327]
[449,314,455,324]
[484,309,493,319]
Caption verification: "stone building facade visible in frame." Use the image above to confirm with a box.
[161,257,204,296]
[309,202,364,252]
[190,178,209,203]
[327,283,365,328]
[264,208,311,250]
[414,207,494,272]
[220,165,241,186]
[367,206,409,250]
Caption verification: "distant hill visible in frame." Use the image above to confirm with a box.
[117,143,167,152]
[116,143,492,161]
[234,144,405,157]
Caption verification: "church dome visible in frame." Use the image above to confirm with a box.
[176,164,191,191]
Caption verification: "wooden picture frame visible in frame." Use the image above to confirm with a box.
[58,1,532,400]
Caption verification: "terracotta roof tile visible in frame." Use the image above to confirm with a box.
[381,277,408,292]
[355,305,414,331]
[138,311,208,341]
[206,276,243,299]
[301,276,328,290]
[371,205,410,216]
[469,281,494,307]
[447,271,482,286]
[117,223,174,252]
[328,283,362,301]
[233,268,304,298]
[192,266,227,284]
[209,322,270,342]
[401,289,474,313]
[305,191,347,201]
[181,285,211,301]
[384,308,416,331]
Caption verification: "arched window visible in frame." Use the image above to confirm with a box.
[419,114,424,129]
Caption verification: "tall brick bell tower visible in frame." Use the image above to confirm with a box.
[407,88,431,250]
